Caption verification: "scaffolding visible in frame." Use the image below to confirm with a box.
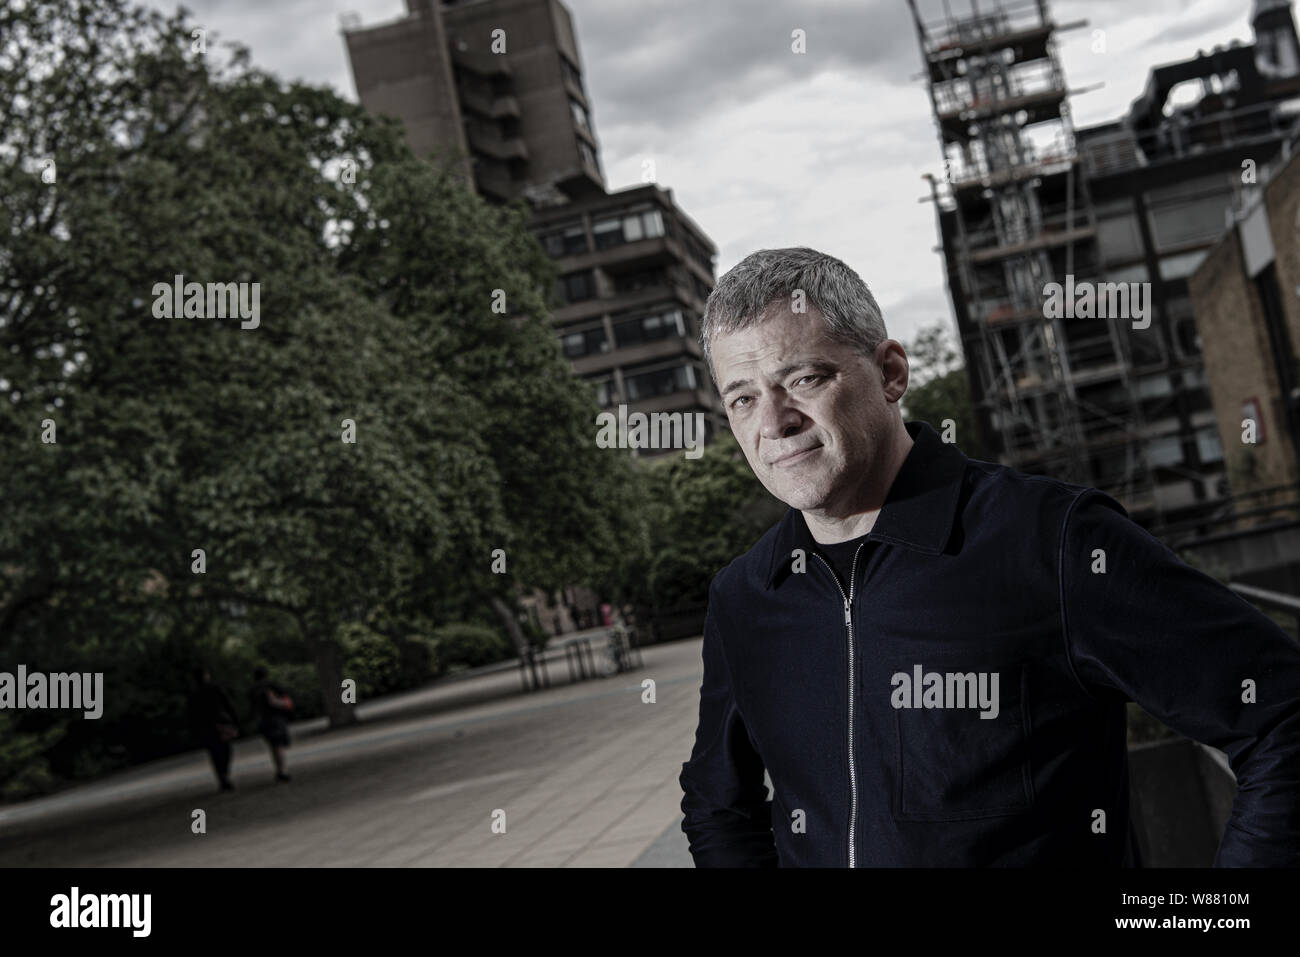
[909,0,1159,513]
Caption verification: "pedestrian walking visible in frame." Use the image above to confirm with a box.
[186,667,240,792]
[249,666,294,783]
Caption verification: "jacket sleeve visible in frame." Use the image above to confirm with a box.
[1060,488,1300,866]
[678,577,778,867]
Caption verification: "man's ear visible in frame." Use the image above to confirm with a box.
[877,340,909,402]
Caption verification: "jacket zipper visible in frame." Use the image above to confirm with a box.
[812,542,866,868]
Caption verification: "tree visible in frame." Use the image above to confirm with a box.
[621,434,785,614]
[899,321,991,460]
[0,0,639,757]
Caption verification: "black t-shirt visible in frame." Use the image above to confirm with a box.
[813,532,871,592]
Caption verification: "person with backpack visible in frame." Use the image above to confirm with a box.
[249,666,294,783]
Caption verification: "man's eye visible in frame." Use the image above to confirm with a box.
[731,396,752,410]
[795,374,823,387]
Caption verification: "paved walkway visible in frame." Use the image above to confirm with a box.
[0,639,706,867]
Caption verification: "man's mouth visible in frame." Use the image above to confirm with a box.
[770,444,822,468]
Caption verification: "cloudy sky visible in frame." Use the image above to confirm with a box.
[151,0,1259,346]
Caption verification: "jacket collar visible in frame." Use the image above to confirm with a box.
[764,419,969,589]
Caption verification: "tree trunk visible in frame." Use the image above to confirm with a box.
[490,594,529,657]
[311,637,358,729]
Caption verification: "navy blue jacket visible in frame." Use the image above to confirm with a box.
[679,419,1300,866]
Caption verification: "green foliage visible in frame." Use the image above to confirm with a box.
[0,0,644,793]
[258,663,320,720]
[432,622,512,670]
[0,713,64,801]
[899,322,991,460]
[339,622,403,698]
[619,433,786,611]
[340,620,439,697]
[522,617,551,649]
[1226,445,1260,492]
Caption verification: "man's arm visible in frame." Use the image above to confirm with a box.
[1060,488,1300,866]
[679,579,778,867]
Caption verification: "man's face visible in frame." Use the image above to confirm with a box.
[712,302,908,514]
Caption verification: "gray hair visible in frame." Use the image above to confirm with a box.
[699,246,887,381]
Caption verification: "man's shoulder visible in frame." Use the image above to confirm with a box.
[710,511,791,599]
[961,454,1128,526]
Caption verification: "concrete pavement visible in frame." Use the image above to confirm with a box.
[0,638,708,867]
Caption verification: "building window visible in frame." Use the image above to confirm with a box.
[1195,426,1225,464]
[624,363,697,401]
[1103,262,1149,285]
[592,378,615,408]
[612,307,686,347]
[613,267,668,294]
[1136,374,1173,398]
[1159,249,1209,281]
[1146,434,1185,467]
[592,206,666,250]
[1148,194,1230,251]
[557,270,595,303]
[539,221,588,257]
[577,137,598,171]
[569,98,592,134]
[1173,317,1202,358]
[593,217,622,249]
[1097,214,1145,263]
[560,54,584,93]
[561,325,608,358]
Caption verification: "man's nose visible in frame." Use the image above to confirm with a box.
[758,392,803,440]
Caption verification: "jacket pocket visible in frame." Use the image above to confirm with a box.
[892,662,1033,822]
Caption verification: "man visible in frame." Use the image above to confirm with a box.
[678,246,1300,867]
[187,666,240,792]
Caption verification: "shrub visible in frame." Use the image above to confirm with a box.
[432,622,513,670]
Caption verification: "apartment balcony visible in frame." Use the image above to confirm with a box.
[458,88,520,121]
[595,235,679,274]
[572,336,702,378]
[549,234,671,275]
[465,125,528,162]
[625,387,721,419]
[472,160,515,202]
[552,277,697,325]
[450,47,512,78]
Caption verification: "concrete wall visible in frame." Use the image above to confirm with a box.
[443,0,597,193]
[345,12,473,184]
[1127,737,1236,866]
